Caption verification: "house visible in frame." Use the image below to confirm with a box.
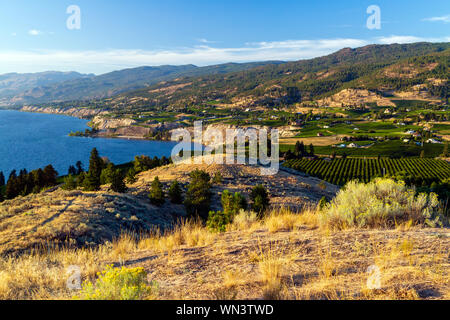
[348,143,359,148]
[323,125,330,129]
[427,139,442,144]
[317,132,324,137]
[403,139,410,143]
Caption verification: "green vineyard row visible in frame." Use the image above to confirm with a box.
[283,158,450,186]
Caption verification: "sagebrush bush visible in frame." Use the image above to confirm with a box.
[76,265,157,300]
[320,178,441,229]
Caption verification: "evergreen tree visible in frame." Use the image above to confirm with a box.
[309,144,315,156]
[0,171,4,187]
[76,161,84,175]
[149,176,165,206]
[221,190,247,218]
[125,168,137,184]
[83,148,103,191]
[5,170,18,199]
[32,169,45,192]
[43,165,58,187]
[110,169,127,193]
[168,180,183,204]
[68,165,77,176]
[184,170,212,219]
[250,184,270,217]
[100,163,116,185]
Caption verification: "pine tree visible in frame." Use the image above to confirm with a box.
[43,165,58,187]
[100,163,116,185]
[110,169,127,193]
[125,168,137,184]
[250,184,270,217]
[0,171,4,187]
[184,170,212,219]
[5,170,18,199]
[83,148,103,191]
[149,176,165,206]
[309,144,315,156]
[76,161,84,175]
[168,180,183,204]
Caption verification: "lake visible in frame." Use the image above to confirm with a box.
[0,110,179,177]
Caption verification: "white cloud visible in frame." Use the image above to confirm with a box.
[376,35,450,44]
[0,36,447,74]
[28,29,43,36]
[422,15,450,23]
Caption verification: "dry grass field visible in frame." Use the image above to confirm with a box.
[0,210,448,300]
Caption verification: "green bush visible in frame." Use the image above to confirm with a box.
[321,178,442,229]
[125,168,137,184]
[168,180,183,204]
[250,185,270,217]
[221,190,247,218]
[76,265,157,300]
[212,172,223,184]
[62,174,77,191]
[149,176,165,206]
[206,211,231,233]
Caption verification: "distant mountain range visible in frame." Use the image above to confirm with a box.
[1,42,448,109]
[0,62,283,106]
[93,42,449,112]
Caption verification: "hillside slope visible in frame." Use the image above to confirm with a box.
[0,158,337,256]
[94,42,449,112]
[0,62,282,106]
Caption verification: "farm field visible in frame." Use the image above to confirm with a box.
[281,140,446,158]
[283,158,450,186]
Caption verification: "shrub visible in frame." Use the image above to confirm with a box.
[149,177,165,206]
[221,190,247,218]
[125,168,137,184]
[213,172,223,184]
[184,170,212,219]
[206,211,231,233]
[76,265,157,300]
[250,185,270,217]
[62,174,77,191]
[168,180,183,204]
[318,196,328,210]
[320,178,441,229]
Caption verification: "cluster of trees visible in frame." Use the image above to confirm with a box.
[0,165,58,201]
[147,169,271,230]
[62,150,172,193]
[284,141,315,160]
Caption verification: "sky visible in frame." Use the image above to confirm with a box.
[0,0,449,74]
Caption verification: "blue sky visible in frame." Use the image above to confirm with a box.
[0,0,448,74]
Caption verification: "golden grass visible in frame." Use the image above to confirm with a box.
[0,207,448,300]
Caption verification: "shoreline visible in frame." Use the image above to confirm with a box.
[16,107,171,142]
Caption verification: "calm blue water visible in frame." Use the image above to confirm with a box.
[0,110,179,176]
